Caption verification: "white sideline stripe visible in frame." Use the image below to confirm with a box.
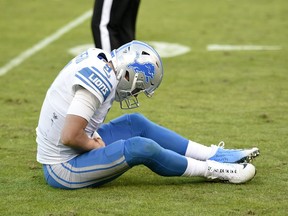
[0,9,93,76]
[207,44,282,51]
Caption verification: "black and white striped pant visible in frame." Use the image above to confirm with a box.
[91,0,141,52]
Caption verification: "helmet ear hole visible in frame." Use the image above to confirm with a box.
[141,51,150,56]
[125,71,130,81]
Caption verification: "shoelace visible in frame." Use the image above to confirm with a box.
[216,141,248,151]
[217,141,225,148]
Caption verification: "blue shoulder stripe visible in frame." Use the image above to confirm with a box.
[76,67,111,100]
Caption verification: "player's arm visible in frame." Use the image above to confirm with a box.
[61,87,105,152]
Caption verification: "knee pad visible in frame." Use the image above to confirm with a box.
[108,113,147,126]
[128,113,155,136]
[124,136,162,166]
[128,113,151,128]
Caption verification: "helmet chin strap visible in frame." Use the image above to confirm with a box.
[131,73,138,90]
[144,90,154,98]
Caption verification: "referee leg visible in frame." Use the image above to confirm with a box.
[91,0,140,51]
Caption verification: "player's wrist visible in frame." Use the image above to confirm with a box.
[92,131,102,139]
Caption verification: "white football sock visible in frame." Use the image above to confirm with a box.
[182,157,207,177]
[185,140,218,161]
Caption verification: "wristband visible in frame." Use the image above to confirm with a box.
[92,131,102,139]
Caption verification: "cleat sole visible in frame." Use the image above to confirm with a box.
[236,149,260,163]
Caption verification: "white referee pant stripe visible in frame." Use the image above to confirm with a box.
[100,0,113,52]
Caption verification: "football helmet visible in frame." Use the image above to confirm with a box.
[111,40,164,109]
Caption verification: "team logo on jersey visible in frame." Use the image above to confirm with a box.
[127,53,155,82]
[76,67,112,101]
[88,73,110,95]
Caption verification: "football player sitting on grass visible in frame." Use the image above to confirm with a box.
[36,40,260,189]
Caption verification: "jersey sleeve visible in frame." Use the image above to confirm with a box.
[67,87,100,122]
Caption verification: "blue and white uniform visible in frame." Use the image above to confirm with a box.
[36,48,117,164]
[36,48,190,189]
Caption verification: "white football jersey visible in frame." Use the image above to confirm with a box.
[36,48,118,164]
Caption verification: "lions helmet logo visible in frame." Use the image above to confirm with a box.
[127,52,155,82]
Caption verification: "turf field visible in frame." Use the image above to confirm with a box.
[0,0,287,215]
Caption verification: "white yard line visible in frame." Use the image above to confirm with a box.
[207,44,282,51]
[0,9,93,76]
[68,41,191,58]
[1,11,282,77]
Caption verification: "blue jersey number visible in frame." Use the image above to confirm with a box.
[75,51,89,64]
[103,64,113,78]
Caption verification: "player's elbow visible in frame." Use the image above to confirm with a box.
[61,130,74,146]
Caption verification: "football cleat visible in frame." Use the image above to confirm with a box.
[205,160,256,184]
[209,141,260,163]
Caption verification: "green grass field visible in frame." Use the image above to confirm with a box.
[1,0,288,215]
